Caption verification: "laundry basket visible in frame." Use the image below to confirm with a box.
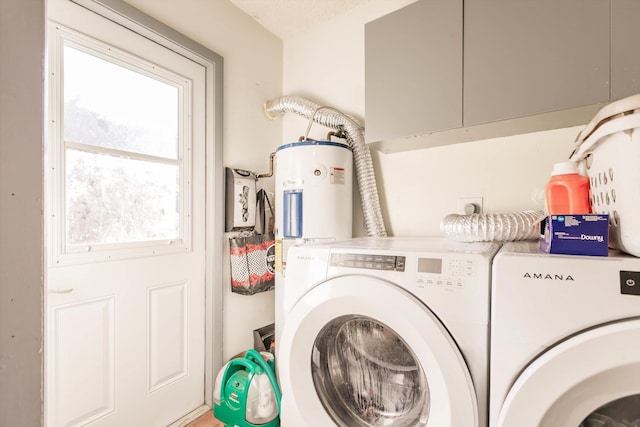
[571,93,640,257]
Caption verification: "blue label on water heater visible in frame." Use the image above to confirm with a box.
[283,190,303,238]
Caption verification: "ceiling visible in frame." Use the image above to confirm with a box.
[228,0,375,39]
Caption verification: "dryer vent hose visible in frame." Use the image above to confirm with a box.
[264,95,387,237]
[440,210,545,242]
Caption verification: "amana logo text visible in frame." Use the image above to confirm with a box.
[523,273,575,281]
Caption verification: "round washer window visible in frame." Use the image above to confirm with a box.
[579,393,640,426]
[311,315,430,427]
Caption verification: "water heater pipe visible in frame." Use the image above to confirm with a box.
[264,96,387,237]
[257,152,276,179]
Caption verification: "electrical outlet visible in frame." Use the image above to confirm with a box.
[457,197,483,215]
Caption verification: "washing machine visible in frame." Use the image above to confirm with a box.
[277,237,500,427]
[490,241,640,427]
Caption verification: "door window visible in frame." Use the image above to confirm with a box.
[50,30,193,263]
[311,315,430,427]
[579,394,640,426]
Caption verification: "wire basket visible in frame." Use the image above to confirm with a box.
[572,94,640,257]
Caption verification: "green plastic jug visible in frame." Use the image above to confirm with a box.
[213,349,281,427]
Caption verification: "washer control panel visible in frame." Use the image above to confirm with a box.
[330,253,406,271]
[416,256,475,289]
[329,251,476,289]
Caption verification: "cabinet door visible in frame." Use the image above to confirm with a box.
[365,0,462,144]
[611,0,640,100]
[464,0,609,127]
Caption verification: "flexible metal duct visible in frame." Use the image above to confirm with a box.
[440,210,544,242]
[264,96,387,237]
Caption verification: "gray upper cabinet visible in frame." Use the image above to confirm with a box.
[365,0,633,152]
[365,0,462,144]
[611,0,640,100]
[463,0,610,127]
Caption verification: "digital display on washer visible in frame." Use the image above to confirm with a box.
[417,258,442,274]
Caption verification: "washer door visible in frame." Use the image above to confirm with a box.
[498,319,640,427]
[278,275,477,427]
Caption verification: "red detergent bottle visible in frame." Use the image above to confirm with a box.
[545,161,591,215]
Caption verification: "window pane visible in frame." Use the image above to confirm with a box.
[63,44,179,159]
[66,148,179,245]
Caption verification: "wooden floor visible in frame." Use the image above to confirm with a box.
[185,410,225,427]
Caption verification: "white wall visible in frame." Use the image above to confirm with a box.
[123,0,283,361]
[282,0,582,237]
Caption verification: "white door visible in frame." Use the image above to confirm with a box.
[278,275,477,427]
[497,319,640,427]
[46,1,207,426]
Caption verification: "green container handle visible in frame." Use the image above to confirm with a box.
[244,349,282,413]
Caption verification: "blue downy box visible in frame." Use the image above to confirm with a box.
[539,214,609,256]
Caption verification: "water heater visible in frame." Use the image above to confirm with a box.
[274,140,353,349]
[275,140,352,244]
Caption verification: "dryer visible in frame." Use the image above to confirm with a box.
[490,241,640,427]
[277,237,499,427]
